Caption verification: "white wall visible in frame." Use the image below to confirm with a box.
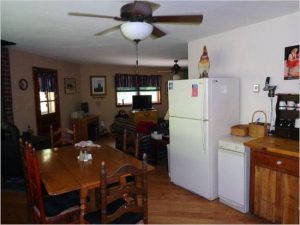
[188,13,299,124]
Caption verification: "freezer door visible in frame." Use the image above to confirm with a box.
[209,78,239,135]
[168,79,207,120]
[169,116,214,200]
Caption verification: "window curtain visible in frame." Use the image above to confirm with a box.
[38,72,57,92]
[115,73,161,90]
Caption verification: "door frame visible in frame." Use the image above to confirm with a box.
[32,67,61,135]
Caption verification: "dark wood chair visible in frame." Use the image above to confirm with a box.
[50,124,75,148]
[123,129,139,159]
[122,129,140,183]
[83,154,148,224]
[19,139,33,222]
[26,144,80,224]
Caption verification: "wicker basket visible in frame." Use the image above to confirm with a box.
[249,110,268,138]
[231,125,249,137]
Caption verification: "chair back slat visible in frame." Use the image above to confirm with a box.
[106,204,144,223]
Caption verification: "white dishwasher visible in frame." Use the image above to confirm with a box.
[218,136,254,213]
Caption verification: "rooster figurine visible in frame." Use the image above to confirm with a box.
[198,45,210,78]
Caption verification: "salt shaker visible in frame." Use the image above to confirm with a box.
[79,150,83,161]
[84,150,88,161]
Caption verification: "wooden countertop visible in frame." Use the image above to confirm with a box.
[244,136,299,158]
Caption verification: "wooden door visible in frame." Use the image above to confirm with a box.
[33,67,61,136]
[254,166,277,222]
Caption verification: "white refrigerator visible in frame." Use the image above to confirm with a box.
[168,78,239,200]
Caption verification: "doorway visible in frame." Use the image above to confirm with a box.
[33,67,61,136]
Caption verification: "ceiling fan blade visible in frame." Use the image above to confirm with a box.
[151,25,166,39]
[68,12,121,20]
[151,15,203,24]
[1,40,16,46]
[94,24,121,36]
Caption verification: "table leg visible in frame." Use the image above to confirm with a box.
[80,187,88,224]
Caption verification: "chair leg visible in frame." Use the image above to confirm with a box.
[25,193,33,223]
[33,211,39,224]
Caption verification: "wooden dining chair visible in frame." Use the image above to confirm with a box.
[83,154,148,224]
[26,145,80,224]
[50,124,76,148]
[19,139,33,222]
[123,129,139,159]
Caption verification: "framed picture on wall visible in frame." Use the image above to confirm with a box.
[90,76,106,96]
[284,45,299,80]
[64,78,76,94]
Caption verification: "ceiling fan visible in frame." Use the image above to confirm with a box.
[68,1,203,39]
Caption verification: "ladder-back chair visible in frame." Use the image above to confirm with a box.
[26,145,80,224]
[50,124,76,148]
[123,129,139,159]
[83,154,148,224]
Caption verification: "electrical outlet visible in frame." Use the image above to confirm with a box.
[253,84,260,93]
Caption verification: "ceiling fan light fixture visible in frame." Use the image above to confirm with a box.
[120,22,153,41]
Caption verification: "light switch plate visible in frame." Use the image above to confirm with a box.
[253,84,260,93]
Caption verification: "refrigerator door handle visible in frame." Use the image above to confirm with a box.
[201,81,207,153]
[202,82,205,120]
[202,80,208,120]
[202,121,206,153]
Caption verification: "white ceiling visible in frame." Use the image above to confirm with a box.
[1,0,299,68]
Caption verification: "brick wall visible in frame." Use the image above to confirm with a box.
[1,47,14,124]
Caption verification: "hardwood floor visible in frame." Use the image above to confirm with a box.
[1,135,267,224]
[147,165,266,224]
[1,191,28,224]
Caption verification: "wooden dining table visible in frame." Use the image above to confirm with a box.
[36,144,154,223]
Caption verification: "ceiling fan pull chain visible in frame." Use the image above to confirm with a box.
[135,40,139,75]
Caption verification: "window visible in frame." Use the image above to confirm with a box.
[139,87,161,103]
[115,74,161,106]
[36,72,58,115]
[117,90,138,105]
[40,91,56,115]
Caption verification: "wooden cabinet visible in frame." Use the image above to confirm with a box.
[70,115,99,142]
[132,110,158,124]
[246,137,299,224]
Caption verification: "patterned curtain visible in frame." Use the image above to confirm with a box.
[115,73,161,90]
[115,74,139,90]
[138,75,161,88]
[38,71,57,92]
